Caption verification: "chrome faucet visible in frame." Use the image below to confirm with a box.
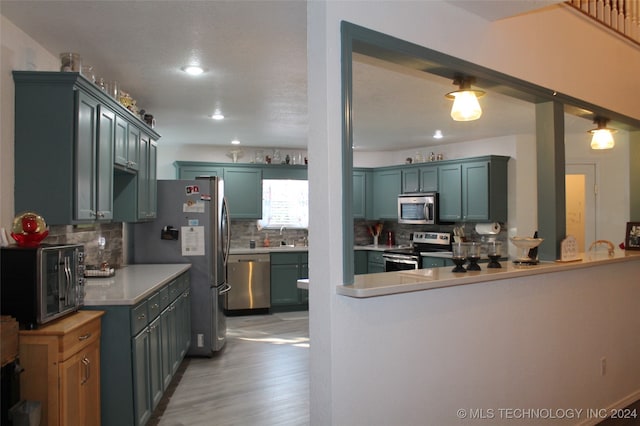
[280,226,286,235]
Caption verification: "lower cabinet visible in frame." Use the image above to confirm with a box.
[354,250,368,275]
[85,271,191,426]
[421,256,454,268]
[18,310,104,426]
[367,251,385,273]
[270,252,309,312]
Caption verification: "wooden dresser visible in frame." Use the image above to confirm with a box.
[19,310,104,426]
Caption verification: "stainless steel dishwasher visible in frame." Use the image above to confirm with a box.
[225,253,271,312]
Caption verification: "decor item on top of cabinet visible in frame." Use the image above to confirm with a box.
[10,212,48,247]
[59,52,81,72]
[624,222,640,251]
[226,149,244,163]
[367,223,383,246]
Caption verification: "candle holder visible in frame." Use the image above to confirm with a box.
[451,242,467,273]
[466,242,481,271]
[486,241,502,268]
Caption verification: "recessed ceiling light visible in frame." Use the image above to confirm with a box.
[231,139,240,145]
[211,112,224,120]
[433,130,443,139]
[182,65,205,76]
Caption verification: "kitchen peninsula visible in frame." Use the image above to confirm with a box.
[338,250,640,298]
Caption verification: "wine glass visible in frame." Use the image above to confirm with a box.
[466,242,481,271]
[486,241,502,268]
[451,242,467,273]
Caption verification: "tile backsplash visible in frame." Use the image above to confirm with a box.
[45,223,123,268]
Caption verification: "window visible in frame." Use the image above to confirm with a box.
[257,179,308,229]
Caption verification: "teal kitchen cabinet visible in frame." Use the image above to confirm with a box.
[174,161,223,179]
[114,134,157,222]
[13,71,159,224]
[421,256,454,268]
[354,250,368,275]
[137,134,158,220]
[114,115,140,171]
[270,252,309,312]
[402,165,438,193]
[438,156,508,223]
[223,167,263,219]
[353,169,372,219]
[437,163,463,221]
[84,271,190,426]
[13,72,116,223]
[372,168,402,219]
[367,250,385,274]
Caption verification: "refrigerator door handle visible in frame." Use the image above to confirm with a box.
[218,282,232,295]
[222,196,231,266]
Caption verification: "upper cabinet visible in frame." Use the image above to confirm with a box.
[402,165,438,193]
[13,71,160,224]
[372,168,402,219]
[438,156,509,223]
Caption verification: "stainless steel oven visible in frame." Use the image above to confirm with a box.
[383,231,452,272]
[382,251,420,271]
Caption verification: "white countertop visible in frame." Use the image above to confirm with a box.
[230,246,308,254]
[336,251,640,298]
[83,264,192,306]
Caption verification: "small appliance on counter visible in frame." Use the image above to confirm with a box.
[1,244,85,329]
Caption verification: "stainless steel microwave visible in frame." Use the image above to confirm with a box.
[397,193,438,224]
[1,244,85,329]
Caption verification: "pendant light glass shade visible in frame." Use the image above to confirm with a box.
[445,77,485,122]
[588,117,616,150]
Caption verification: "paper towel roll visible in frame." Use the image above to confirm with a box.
[475,222,501,235]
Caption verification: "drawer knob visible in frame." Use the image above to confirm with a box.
[78,333,91,341]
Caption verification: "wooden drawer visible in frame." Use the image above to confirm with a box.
[131,300,149,336]
[148,292,161,321]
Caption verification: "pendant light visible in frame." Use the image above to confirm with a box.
[588,117,616,150]
[445,77,485,121]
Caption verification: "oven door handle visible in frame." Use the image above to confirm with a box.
[382,254,419,265]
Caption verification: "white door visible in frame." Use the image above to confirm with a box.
[565,163,597,252]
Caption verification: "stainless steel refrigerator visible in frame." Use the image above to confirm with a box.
[132,177,230,355]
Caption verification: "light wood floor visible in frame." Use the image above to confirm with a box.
[151,311,310,426]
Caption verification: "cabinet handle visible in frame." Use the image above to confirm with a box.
[81,357,90,384]
[137,313,146,320]
[78,333,91,341]
[152,303,160,309]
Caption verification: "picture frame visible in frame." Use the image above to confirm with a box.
[625,222,640,251]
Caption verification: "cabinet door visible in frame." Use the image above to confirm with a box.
[223,167,263,219]
[372,168,401,219]
[132,329,151,426]
[438,164,462,221]
[354,250,368,275]
[127,125,141,171]
[75,91,99,221]
[271,263,301,306]
[462,161,490,221]
[137,135,157,220]
[419,166,438,192]
[177,164,222,179]
[402,168,420,193]
[148,318,163,410]
[96,105,115,220]
[160,308,172,389]
[59,337,101,426]
[353,170,368,218]
[114,115,129,167]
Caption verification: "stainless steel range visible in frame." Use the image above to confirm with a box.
[382,231,452,272]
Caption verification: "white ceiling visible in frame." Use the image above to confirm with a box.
[1,0,587,153]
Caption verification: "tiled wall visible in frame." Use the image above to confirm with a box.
[45,223,123,268]
[230,220,308,249]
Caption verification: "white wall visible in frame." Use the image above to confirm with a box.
[307,2,640,425]
[0,15,58,230]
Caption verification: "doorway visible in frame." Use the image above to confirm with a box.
[565,163,597,252]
